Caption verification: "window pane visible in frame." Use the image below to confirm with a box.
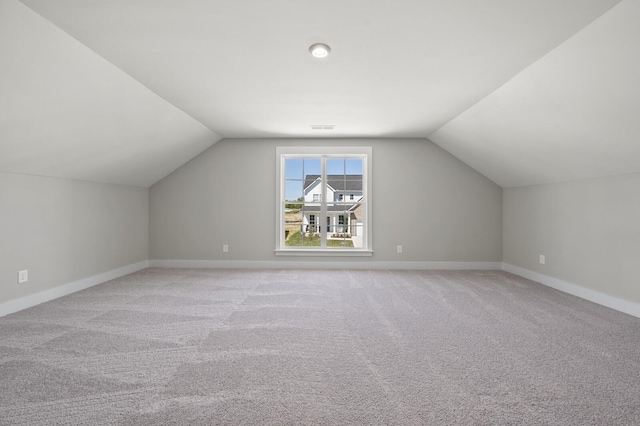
[284,158,303,179]
[284,180,303,202]
[327,158,363,174]
[285,158,321,202]
[325,204,355,248]
[285,206,320,247]
[303,175,322,202]
[327,158,346,175]
[349,203,364,249]
[285,228,310,247]
[303,158,321,176]
[285,208,319,247]
[345,158,363,175]
[326,159,363,205]
[284,202,302,247]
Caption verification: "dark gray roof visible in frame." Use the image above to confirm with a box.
[304,175,362,191]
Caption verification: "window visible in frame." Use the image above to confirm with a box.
[276,146,372,255]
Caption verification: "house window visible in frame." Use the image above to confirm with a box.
[276,146,372,255]
[307,214,316,233]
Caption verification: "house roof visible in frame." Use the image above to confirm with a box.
[304,175,362,192]
[3,0,639,188]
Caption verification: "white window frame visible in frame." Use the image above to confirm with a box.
[275,146,373,256]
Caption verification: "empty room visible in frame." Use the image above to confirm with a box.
[1,0,639,424]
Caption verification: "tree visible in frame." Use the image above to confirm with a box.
[285,197,304,210]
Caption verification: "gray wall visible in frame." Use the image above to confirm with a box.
[150,138,503,263]
[0,172,148,305]
[504,172,640,304]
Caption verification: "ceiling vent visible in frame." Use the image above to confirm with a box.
[310,124,335,130]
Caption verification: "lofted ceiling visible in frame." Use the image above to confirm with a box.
[2,0,637,188]
[431,0,640,187]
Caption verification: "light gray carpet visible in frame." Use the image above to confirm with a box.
[1,268,639,425]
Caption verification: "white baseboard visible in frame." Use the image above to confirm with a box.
[6,259,636,319]
[0,260,149,317]
[502,263,640,319]
[149,259,502,270]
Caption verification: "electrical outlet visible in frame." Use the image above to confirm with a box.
[18,270,28,283]
[539,254,545,265]
[223,244,229,253]
[397,245,403,254]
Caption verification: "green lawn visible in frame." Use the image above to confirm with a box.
[286,231,354,248]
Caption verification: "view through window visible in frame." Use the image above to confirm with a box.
[276,147,371,253]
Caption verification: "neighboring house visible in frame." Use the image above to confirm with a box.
[301,175,363,236]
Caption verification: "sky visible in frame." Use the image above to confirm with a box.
[284,158,362,201]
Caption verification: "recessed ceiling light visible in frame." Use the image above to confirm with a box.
[310,124,335,130]
[309,43,331,58]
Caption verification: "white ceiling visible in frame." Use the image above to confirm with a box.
[430,0,640,187]
[0,0,220,187]
[3,0,637,188]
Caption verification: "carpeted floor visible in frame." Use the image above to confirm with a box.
[0,268,639,425]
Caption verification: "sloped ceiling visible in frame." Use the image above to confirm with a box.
[3,0,636,188]
[430,0,640,187]
[0,0,220,187]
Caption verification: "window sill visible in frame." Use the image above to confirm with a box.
[275,249,373,257]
